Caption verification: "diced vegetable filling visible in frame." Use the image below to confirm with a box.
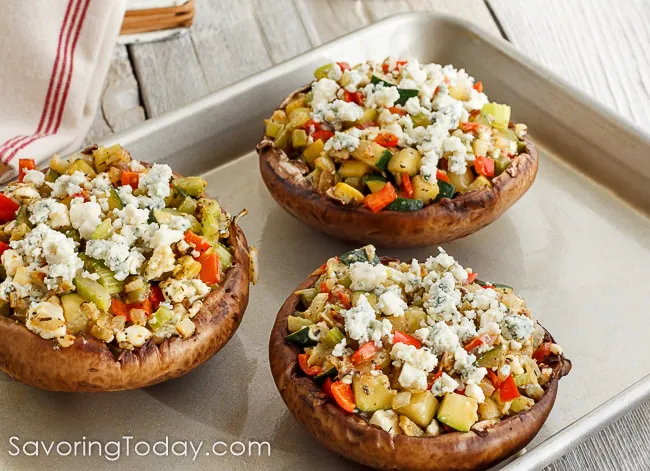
[0,145,234,350]
[264,59,529,212]
[287,245,562,436]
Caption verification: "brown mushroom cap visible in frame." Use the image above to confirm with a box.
[0,223,250,392]
[258,85,539,248]
[269,258,571,471]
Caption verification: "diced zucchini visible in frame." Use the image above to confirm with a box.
[265,120,283,138]
[15,205,30,227]
[385,198,423,212]
[388,148,421,177]
[322,326,345,348]
[303,139,325,167]
[411,113,430,128]
[363,174,387,193]
[274,126,290,149]
[339,159,372,179]
[344,176,363,191]
[291,129,309,148]
[308,292,329,319]
[314,63,334,80]
[351,140,391,171]
[286,326,317,347]
[173,177,207,198]
[315,155,336,173]
[447,169,475,192]
[495,157,511,175]
[340,247,380,266]
[370,74,397,87]
[353,373,394,412]
[412,175,439,204]
[332,182,364,205]
[356,108,379,125]
[478,397,501,421]
[436,393,479,432]
[435,180,455,201]
[481,103,511,129]
[73,275,111,312]
[392,391,412,410]
[477,346,507,369]
[61,293,89,334]
[45,169,60,183]
[467,175,492,191]
[315,366,337,382]
[396,391,439,427]
[395,88,419,106]
[107,187,123,211]
[294,287,318,307]
[91,219,113,240]
[510,396,535,413]
[149,305,173,330]
[66,159,96,178]
[288,315,313,333]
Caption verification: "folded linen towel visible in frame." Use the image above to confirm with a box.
[0,0,126,180]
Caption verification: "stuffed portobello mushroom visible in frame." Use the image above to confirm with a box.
[269,245,570,470]
[258,59,538,248]
[0,145,257,391]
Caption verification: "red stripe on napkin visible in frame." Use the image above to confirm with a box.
[0,0,90,163]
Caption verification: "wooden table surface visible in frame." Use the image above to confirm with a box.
[87,1,650,469]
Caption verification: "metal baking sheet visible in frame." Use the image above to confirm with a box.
[2,13,650,471]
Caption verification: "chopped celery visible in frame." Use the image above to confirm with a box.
[173,177,207,198]
[87,259,124,295]
[322,327,345,348]
[215,243,233,270]
[149,306,173,330]
[107,187,123,211]
[176,196,198,215]
[153,208,201,233]
[73,275,111,311]
[481,103,511,129]
[91,219,113,240]
[44,169,60,183]
[15,205,30,227]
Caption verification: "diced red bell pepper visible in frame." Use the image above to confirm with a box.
[388,107,407,116]
[428,368,444,390]
[364,182,397,213]
[474,81,484,93]
[121,170,140,189]
[0,241,10,257]
[320,281,330,293]
[455,387,466,395]
[461,122,481,133]
[436,170,450,183]
[149,285,165,310]
[129,298,153,316]
[532,342,552,364]
[197,252,221,285]
[401,173,414,198]
[18,159,36,182]
[393,330,422,348]
[356,121,378,130]
[330,381,356,413]
[474,155,495,177]
[184,230,211,254]
[351,342,379,365]
[298,353,322,376]
[464,333,492,352]
[0,194,19,223]
[336,62,350,72]
[335,291,352,309]
[487,369,501,389]
[382,60,407,73]
[373,132,399,148]
[311,130,334,142]
[499,374,520,402]
[343,90,364,105]
[301,119,323,133]
[467,272,478,284]
[434,86,440,95]
[322,377,334,398]
[70,190,90,202]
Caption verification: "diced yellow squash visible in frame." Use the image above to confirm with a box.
[339,159,372,179]
[265,120,283,138]
[411,175,439,204]
[291,129,308,148]
[332,182,365,204]
[387,148,421,177]
[303,139,324,167]
[353,373,394,412]
[285,95,307,116]
[396,391,439,427]
[437,393,478,432]
[447,168,475,192]
[467,175,492,191]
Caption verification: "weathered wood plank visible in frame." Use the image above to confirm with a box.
[85,45,145,144]
[488,0,650,128]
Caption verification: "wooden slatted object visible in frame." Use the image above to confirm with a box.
[120,0,194,35]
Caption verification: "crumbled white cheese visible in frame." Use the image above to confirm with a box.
[23,170,45,186]
[391,343,437,372]
[377,289,407,317]
[341,294,393,346]
[332,338,347,357]
[369,410,399,436]
[85,240,145,281]
[160,278,211,304]
[465,383,485,403]
[138,163,172,207]
[69,199,102,239]
[372,84,400,108]
[500,315,534,341]
[311,78,340,108]
[430,372,459,396]
[116,325,152,348]
[324,128,361,152]
[51,171,87,197]
[29,198,69,229]
[398,362,428,390]
[349,262,387,291]
[26,301,66,341]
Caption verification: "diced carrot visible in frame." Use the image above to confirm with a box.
[467,272,478,284]
[461,122,481,133]
[298,353,322,376]
[197,252,221,285]
[373,132,399,147]
[436,170,450,183]
[184,230,211,254]
[121,171,140,189]
[474,155,495,177]
[130,298,153,316]
[111,298,131,320]
[18,159,36,182]
[364,182,397,213]
[311,130,334,142]
[351,342,379,365]
[388,107,407,116]
[464,333,492,352]
[344,90,364,105]
[474,81,484,93]
[330,381,356,413]
[336,62,350,72]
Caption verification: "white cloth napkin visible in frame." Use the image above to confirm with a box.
[0,0,126,180]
